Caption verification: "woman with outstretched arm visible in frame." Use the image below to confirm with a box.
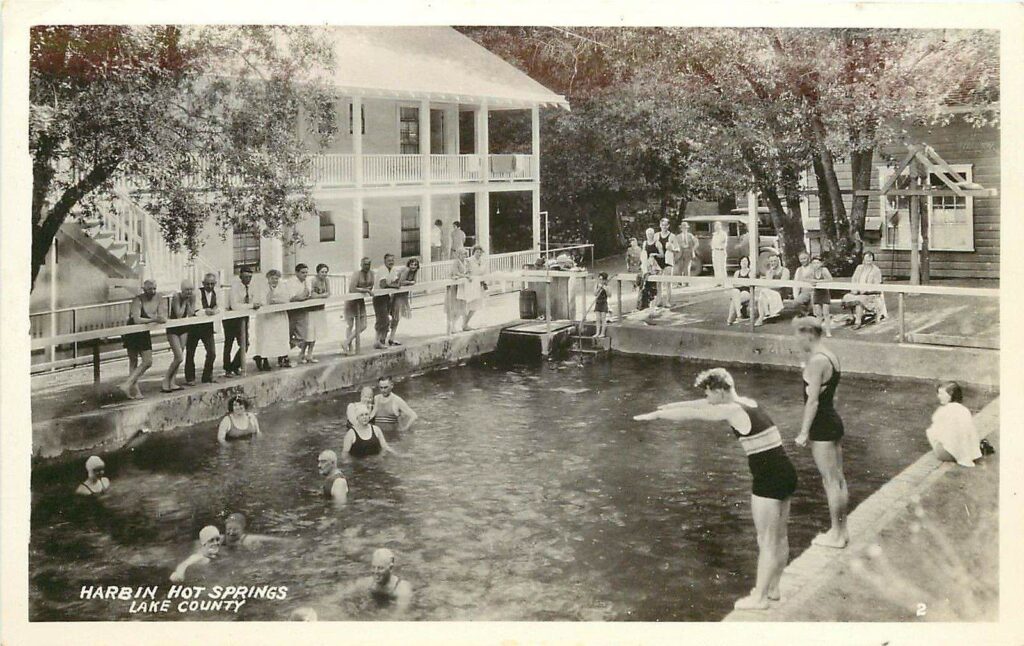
[634,367,797,611]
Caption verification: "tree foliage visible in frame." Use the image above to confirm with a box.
[29,25,338,289]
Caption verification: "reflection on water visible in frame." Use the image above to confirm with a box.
[31,355,980,621]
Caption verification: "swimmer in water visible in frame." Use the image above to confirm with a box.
[75,455,111,497]
[170,525,221,582]
[345,386,376,429]
[318,450,349,503]
[343,404,399,458]
[217,395,261,444]
[373,376,418,434]
[634,368,797,610]
[222,513,290,549]
[357,548,412,612]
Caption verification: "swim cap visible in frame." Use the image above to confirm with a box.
[85,456,105,471]
[199,525,221,544]
[792,316,823,333]
[352,403,370,417]
[226,512,246,527]
[372,548,396,566]
[318,450,338,463]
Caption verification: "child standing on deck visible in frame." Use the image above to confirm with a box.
[593,272,610,337]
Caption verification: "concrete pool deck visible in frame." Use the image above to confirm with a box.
[724,397,1000,622]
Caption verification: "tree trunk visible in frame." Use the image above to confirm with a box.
[810,115,850,238]
[811,154,837,245]
[760,183,805,271]
[849,147,874,244]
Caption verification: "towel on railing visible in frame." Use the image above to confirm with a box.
[490,155,515,174]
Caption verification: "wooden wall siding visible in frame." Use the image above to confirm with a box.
[804,118,999,279]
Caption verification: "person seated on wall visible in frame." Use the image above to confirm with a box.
[925,381,983,467]
[841,251,884,329]
[754,254,791,327]
[726,256,753,326]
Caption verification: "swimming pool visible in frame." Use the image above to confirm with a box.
[30,354,982,621]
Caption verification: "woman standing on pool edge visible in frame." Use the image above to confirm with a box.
[793,316,849,549]
[634,367,796,611]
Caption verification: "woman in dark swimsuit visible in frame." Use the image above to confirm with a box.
[217,396,262,444]
[343,404,398,458]
[726,256,753,325]
[634,367,796,611]
[793,316,849,549]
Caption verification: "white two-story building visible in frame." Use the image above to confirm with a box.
[198,26,569,282]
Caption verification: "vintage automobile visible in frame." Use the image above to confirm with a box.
[683,214,781,275]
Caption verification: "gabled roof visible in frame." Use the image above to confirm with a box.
[328,27,568,109]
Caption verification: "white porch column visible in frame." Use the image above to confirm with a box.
[419,99,430,183]
[531,106,541,249]
[352,96,363,187]
[351,196,364,270]
[265,237,284,273]
[419,194,433,262]
[474,101,490,251]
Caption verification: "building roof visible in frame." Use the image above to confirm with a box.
[327,27,569,109]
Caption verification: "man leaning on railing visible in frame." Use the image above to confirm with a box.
[223,266,259,377]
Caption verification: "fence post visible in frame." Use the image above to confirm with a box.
[92,339,102,383]
[897,292,906,343]
[617,279,623,322]
[749,286,757,332]
[239,314,248,376]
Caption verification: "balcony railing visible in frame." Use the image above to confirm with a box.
[309,153,535,187]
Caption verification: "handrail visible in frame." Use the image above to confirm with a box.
[29,273,549,351]
[612,273,998,299]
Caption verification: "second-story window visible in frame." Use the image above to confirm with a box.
[319,211,335,242]
[399,106,420,154]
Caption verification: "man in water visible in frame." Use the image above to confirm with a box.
[170,525,221,582]
[794,316,849,549]
[373,376,418,434]
[359,548,412,611]
[75,455,110,497]
[318,450,349,503]
[222,513,289,549]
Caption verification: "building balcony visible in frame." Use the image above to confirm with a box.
[310,153,536,188]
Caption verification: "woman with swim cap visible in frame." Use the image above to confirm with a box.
[217,395,261,444]
[170,525,221,582]
[75,455,111,497]
[793,316,849,549]
[343,404,398,458]
[634,367,796,610]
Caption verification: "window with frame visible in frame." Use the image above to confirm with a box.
[233,229,261,273]
[349,103,366,135]
[877,164,974,252]
[399,106,420,154]
[400,206,420,257]
[318,211,335,242]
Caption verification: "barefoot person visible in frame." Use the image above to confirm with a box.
[388,257,420,346]
[343,404,399,458]
[793,317,849,549]
[633,368,796,610]
[925,381,982,467]
[170,525,221,582]
[303,263,331,363]
[344,257,374,355]
[120,279,166,399]
[217,395,261,444]
[726,257,753,325]
[163,280,196,392]
[593,272,610,337]
[223,513,289,549]
[317,450,349,504]
[75,455,111,497]
[373,376,418,435]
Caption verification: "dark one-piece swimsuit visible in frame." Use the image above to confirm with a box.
[730,400,798,500]
[349,425,383,457]
[804,352,844,442]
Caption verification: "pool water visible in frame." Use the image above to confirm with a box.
[30,355,984,621]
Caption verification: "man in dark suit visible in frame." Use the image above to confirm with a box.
[185,272,220,385]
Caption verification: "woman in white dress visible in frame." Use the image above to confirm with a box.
[447,249,469,334]
[303,263,331,363]
[711,221,728,281]
[460,246,488,331]
[253,269,292,370]
[755,255,790,327]
[926,381,982,467]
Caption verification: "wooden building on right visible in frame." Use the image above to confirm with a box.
[803,76,1000,281]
